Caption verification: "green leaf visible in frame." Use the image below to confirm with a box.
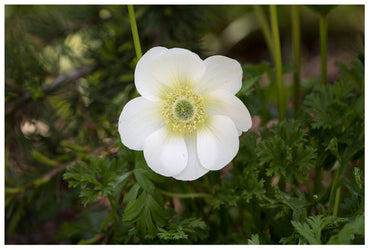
[122,191,147,223]
[157,227,188,241]
[303,80,356,130]
[240,169,265,203]
[79,189,100,207]
[327,215,364,244]
[122,188,168,235]
[63,156,131,206]
[238,75,260,97]
[256,120,316,183]
[157,217,208,242]
[248,234,260,245]
[133,168,155,195]
[291,215,336,244]
[123,183,141,206]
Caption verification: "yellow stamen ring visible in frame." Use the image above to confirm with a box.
[162,87,205,133]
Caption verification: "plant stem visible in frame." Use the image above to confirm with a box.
[108,196,119,223]
[291,5,301,109]
[127,5,142,60]
[253,5,274,60]
[327,161,340,216]
[160,189,212,199]
[333,187,341,217]
[319,14,328,84]
[269,5,285,121]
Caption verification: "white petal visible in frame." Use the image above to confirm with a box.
[197,115,239,171]
[204,90,252,132]
[194,55,242,95]
[135,47,169,101]
[150,48,206,89]
[173,134,209,181]
[143,127,188,177]
[118,97,165,150]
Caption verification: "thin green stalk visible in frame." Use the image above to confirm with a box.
[127,5,142,60]
[253,5,274,60]
[108,196,119,223]
[160,189,212,199]
[327,160,343,216]
[291,5,301,109]
[333,187,341,217]
[319,14,328,84]
[269,5,285,121]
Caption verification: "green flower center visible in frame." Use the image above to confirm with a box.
[162,87,205,133]
[174,100,194,121]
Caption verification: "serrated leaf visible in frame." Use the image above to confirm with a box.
[147,194,166,224]
[123,183,141,206]
[79,189,100,207]
[64,156,130,206]
[157,217,208,241]
[256,121,316,183]
[143,207,157,235]
[133,168,155,195]
[157,227,188,240]
[327,215,364,244]
[291,215,336,245]
[122,191,146,223]
[122,188,168,235]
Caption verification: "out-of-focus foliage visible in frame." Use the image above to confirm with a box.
[5,5,364,244]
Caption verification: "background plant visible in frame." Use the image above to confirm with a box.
[5,5,364,244]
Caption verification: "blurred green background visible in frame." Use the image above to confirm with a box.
[5,5,364,244]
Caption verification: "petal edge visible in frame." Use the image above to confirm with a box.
[143,127,188,177]
[197,115,239,171]
[118,97,165,150]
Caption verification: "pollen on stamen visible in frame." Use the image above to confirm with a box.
[162,87,206,133]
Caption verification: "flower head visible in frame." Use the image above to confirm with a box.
[119,47,252,181]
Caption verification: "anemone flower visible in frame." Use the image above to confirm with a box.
[119,47,252,181]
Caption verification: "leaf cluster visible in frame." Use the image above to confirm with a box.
[257,120,316,183]
[63,155,131,206]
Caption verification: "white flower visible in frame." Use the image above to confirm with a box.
[118,47,252,181]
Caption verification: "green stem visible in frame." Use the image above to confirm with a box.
[333,187,341,217]
[269,5,285,121]
[319,14,328,84]
[127,5,142,60]
[327,161,340,215]
[253,5,274,60]
[160,189,212,199]
[291,5,301,109]
[108,196,119,223]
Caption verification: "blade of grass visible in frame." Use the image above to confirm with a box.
[270,5,285,121]
[254,5,274,60]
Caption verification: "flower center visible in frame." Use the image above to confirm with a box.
[162,87,205,133]
[174,100,194,121]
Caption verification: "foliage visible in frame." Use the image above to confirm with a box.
[257,120,316,183]
[5,5,364,245]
